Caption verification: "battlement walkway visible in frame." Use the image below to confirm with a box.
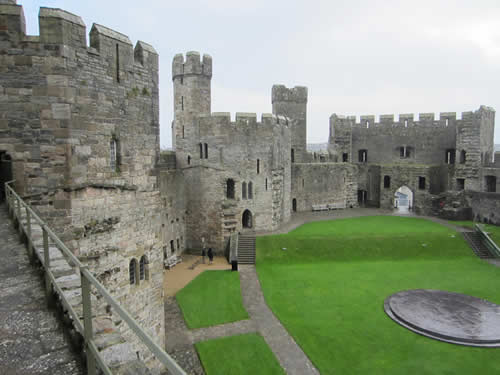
[0,204,83,374]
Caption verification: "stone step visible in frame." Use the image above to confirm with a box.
[463,232,494,259]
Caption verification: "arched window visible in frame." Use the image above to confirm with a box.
[139,255,148,281]
[242,182,247,199]
[248,182,253,199]
[226,179,235,199]
[129,259,137,285]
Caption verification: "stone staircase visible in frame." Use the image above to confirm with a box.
[463,231,494,259]
[238,234,256,265]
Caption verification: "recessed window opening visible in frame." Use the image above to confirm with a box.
[180,77,183,85]
[460,150,466,164]
[400,146,410,158]
[365,120,369,128]
[384,175,391,188]
[170,240,175,253]
[291,148,295,163]
[358,149,367,163]
[242,182,247,199]
[204,143,208,159]
[187,155,191,165]
[418,176,426,190]
[110,138,119,172]
[445,118,449,126]
[139,255,148,281]
[292,198,297,212]
[129,259,137,285]
[342,153,348,162]
[248,182,253,199]
[302,178,304,188]
[457,178,465,191]
[177,238,180,250]
[445,149,456,164]
[199,143,203,158]
[182,126,185,138]
[257,159,260,174]
[226,179,235,199]
[485,175,497,192]
[404,119,408,128]
[116,44,120,83]
[181,96,184,111]
[265,178,268,191]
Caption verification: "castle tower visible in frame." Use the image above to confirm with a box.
[172,51,212,168]
[272,85,308,163]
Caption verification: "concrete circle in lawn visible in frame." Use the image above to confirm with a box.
[384,289,500,347]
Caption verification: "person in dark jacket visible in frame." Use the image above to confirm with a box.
[207,248,213,264]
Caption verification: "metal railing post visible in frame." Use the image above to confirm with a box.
[16,196,21,232]
[43,227,51,296]
[81,267,96,375]
[26,207,33,262]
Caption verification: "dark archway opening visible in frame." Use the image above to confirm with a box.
[242,209,253,229]
[292,198,297,212]
[0,152,12,203]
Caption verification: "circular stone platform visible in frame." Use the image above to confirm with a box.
[384,289,500,347]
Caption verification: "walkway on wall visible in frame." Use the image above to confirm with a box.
[0,204,83,375]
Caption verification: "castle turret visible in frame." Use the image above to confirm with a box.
[272,85,307,163]
[172,51,212,167]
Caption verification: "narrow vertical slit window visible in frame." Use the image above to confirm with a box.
[291,149,295,163]
[265,178,268,191]
[204,143,208,159]
[116,44,120,83]
[181,96,184,111]
[182,126,185,138]
[199,143,203,158]
[257,159,260,174]
[129,259,137,285]
[242,182,247,199]
[110,139,117,172]
[248,182,253,199]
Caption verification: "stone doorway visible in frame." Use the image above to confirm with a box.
[394,185,413,214]
[0,152,12,202]
[242,209,253,229]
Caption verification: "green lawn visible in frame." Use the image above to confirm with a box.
[448,220,500,247]
[176,270,248,329]
[256,216,500,375]
[196,334,285,375]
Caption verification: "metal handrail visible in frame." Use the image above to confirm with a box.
[4,181,186,375]
[475,223,500,258]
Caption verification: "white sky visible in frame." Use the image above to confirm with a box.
[23,0,500,148]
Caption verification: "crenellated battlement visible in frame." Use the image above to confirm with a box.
[330,111,470,129]
[172,51,212,79]
[272,85,308,103]
[198,112,290,127]
[0,4,158,69]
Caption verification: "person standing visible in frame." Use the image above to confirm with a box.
[207,248,213,265]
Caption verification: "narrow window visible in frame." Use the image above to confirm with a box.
[384,175,391,188]
[460,150,466,164]
[180,77,183,85]
[129,259,137,285]
[182,126,185,138]
[248,182,253,199]
[302,178,304,188]
[226,179,235,199]
[181,96,184,111]
[342,153,348,162]
[170,240,175,253]
[365,120,369,128]
[204,143,208,159]
[485,175,497,192]
[445,118,449,126]
[418,176,426,190]
[400,146,410,158]
[404,119,408,128]
[110,139,118,172]
[358,149,367,162]
[116,44,120,83]
[199,143,203,158]
[139,255,148,281]
[457,178,465,191]
[265,178,268,191]
[445,149,456,164]
[242,182,247,199]
[177,238,180,250]
[187,155,191,165]
[291,149,295,163]
[257,159,260,174]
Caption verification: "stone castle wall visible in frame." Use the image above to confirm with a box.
[291,163,358,211]
[0,4,165,370]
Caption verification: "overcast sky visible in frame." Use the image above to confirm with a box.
[24,0,500,147]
